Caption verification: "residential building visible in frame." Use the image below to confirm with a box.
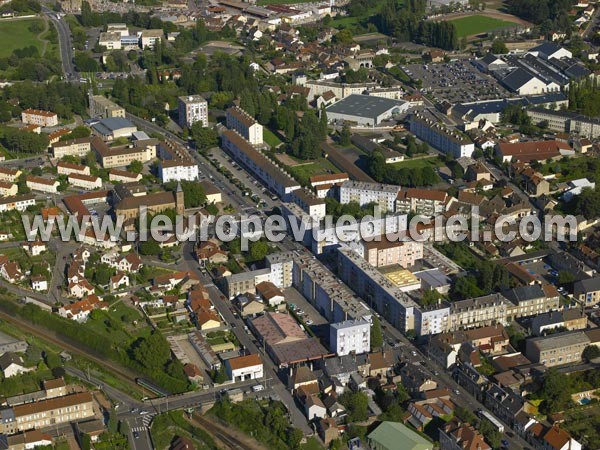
[362,237,423,268]
[21,109,58,127]
[92,136,157,169]
[89,95,125,119]
[68,174,102,190]
[224,354,264,382]
[447,294,512,331]
[58,295,108,322]
[51,138,92,159]
[0,331,27,356]
[573,276,600,306]
[178,95,208,128]
[531,309,587,336]
[0,392,94,434]
[265,251,294,289]
[0,168,21,183]
[0,195,36,213]
[31,275,48,292]
[199,180,221,204]
[139,29,163,49]
[526,331,591,367]
[25,176,59,194]
[0,181,17,197]
[367,421,433,450]
[222,130,300,200]
[98,32,122,50]
[0,353,31,378]
[329,319,371,356]
[226,106,263,145]
[410,113,474,158]
[159,158,199,182]
[496,140,573,163]
[339,180,401,213]
[108,169,142,183]
[503,284,561,318]
[395,188,453,216]
[255,281,285,306]
[439,418,491,450]
[292,189,326,221]
[223,268,272,299]
[57,162,90,177]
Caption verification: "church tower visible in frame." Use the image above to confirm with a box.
[175,182,185,215]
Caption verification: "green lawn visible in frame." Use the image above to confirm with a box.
[301,437,324,450]
[388,155,443,170]
[287,158,340,186]
[264,128,283,148]
[151,411,217,450]
[0,18,47,58]
[449,15,517,37]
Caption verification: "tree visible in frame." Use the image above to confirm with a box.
[479,418,502,449]
[191,124,218,152]
[248,240,269,262]
[139,239,161,256]
[127,160,143,174]
[61,126,90,140]
[491,41,509,54]
[370,315,383,349]
[422,289,442,307]
[339,391,369,422]
[583,345,600,362]
[133,331,171,371]
[94,263,113,286]
[339,125,351,146]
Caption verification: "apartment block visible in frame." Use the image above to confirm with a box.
[447,294,511,331]
[89,95,126,119]
[92,137,157,169]
[26,176,59,194]
[0,168,21,183]
[337,247,420,333]
[525,331,590,368]
[395,188,453,216]
[330,319,371,356]
[226,106,263,145]
[573,276,600,306]
[362,237,423,268]
[339,180,401,213]
[178,95,208,128]
[68,174,102,190]
[0,392,94,434]
[139,29,163,49]
[159,159,199,182]
[222,129,300,200]
[292,189,326,221]
[57,162,90,177]
[410,112,474,158]
[0,195,36,213]
[21,109,58,127]
[0,181,17,197]
[265,251,295,289]
[51,138,92,159]
[223,268,272,299]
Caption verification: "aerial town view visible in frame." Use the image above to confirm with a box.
[1,0,600,448]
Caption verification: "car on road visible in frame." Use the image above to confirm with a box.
[454,389,460,395]
[501,439,509,448]
[306,319,313,325]
[130,408,138,413]
[133,432,140,439]
[411,350,417,356]
[140,411,149,415]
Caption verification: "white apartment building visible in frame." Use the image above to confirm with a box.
[221,129,300,200]
[139,29,163,49]
[21,109,58,127]
[178,95,208,128]
[51,138,92,158]
[159,159,199,182]
[57,162,90,177]
[26,176,59,194]
[0,194,35,212]
[0,181,17,197]
[266,251,295,288]
[339,180,401,213]
[226,106,264,145]
[395,188,453,216]
[0,168,21,183]
[68,174,102,190]
[292,189,326,221]
[329,319,371,356]
[410,113,474,158]
[98,31,122,50]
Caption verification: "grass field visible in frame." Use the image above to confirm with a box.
[287,158,340,186]
[388,155,443,170]
[0,18,47,58]
[264,128,283,148]
[450,15,517,37]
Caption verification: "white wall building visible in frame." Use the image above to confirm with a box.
[226,106,264,145]
[410,113,474,158]
[330,319,371,356]
[339,180,401,213]
[178,95,208,129]
[159,159,199,182]
[225,354,264,382]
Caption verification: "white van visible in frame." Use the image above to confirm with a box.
[252,384,264,392]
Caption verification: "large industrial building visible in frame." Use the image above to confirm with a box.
[325,94,410,127]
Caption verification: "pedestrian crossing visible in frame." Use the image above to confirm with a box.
[141,414,155,427]
[131,426,147,433]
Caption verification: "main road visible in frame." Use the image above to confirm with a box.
[42,6,79,80]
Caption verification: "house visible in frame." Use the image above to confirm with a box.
[496,140,572,163]
[58,295,108,322]
[573,276,600,307]
[232,293,265,317]
[0,262,24,283]
[110,271,129,290]
[31,275,48,292]
[68,279,95,298]
[26,176,60,194]
[303,389,326,420]
[255,281,285,306]
[0,353,32,378]
[21,241,46,256]
[183,363,204,385]
[225,354,263,382]
[196,241,228,266]
[317,417,340,447]
[199,180,222,204]
[400,363,438,394]
[0,181,17,197]
[439,418,491,450]
[367,421,433,450]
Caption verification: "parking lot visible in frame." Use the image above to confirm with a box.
[402,60,509,104]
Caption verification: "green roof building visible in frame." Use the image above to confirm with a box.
[367,422,433,450]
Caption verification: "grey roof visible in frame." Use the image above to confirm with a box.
[502,68,537,91]
[92,117,135,136]
[326,94,406,119]
[528,330,590,351]
[574,276,600,292]
[331,319,370,331]
[481,52,502,65]
[413,269,450,289]
[0,331,20,346]
[323,354,368,377]
[531,41,564,57]
[0,353,23,370]
[502,285,545,304]
[526,92,568,105]
[531,308,586,329]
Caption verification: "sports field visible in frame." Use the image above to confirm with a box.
[449,15,517,37]
[0,18,46,57]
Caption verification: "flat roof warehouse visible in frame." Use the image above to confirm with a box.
[326,94,408,123]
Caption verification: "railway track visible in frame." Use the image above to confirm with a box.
[0,309,141,392]
[191,413,257,450]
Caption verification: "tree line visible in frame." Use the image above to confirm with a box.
[366,150,440,186]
